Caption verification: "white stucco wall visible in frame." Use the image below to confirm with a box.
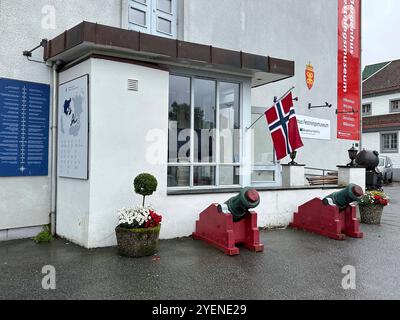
[183,0,353,170]
[361,90,400,172]
[56,58,346,248]
[363,131,400,168]
[2,0,356,243]
[56,59,92,247]
[362,92,400,117]
[0,0,122,235]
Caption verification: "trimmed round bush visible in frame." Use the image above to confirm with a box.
[134,173,158,206]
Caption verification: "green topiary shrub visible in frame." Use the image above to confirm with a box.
[33,225,54,244]
[134,173,158,206]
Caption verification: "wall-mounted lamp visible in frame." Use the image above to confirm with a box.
[22,39,48,64]
[308,102,332,110]
[336,109,359,115]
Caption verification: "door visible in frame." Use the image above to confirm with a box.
[251,107,282,187]
[128,0,177,38]
[128,0,151,33]
[152,0,177,38]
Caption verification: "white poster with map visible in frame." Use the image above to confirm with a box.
[58,75,89,179]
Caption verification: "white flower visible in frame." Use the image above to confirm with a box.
[117,206,153,227]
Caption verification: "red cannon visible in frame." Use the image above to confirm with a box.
[290,184,364,240]
[192,188,264,256]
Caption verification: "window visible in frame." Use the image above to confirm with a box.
[250,108,279,185]
[128,0,177,38]
[381,133,398,153]
[390,99,400,113]
[362,103,372,116]
[168,75,241,189]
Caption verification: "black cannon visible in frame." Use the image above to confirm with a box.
[356,149,382,190]
[193,188,264,255]
[219,187,260,222]
[291,183,364,240]
[323,183,364,209]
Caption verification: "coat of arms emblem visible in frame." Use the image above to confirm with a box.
[306,63,315,90]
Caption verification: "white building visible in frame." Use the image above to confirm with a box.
[0,0,362,247]
[362,60,400,180]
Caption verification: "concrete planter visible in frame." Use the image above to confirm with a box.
[360,205,384,225]
[115,225,161,257]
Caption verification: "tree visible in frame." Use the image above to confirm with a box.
[134,173,158,207]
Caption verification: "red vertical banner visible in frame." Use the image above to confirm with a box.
[337,0,361,141]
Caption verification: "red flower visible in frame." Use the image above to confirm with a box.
[145,210,162,228]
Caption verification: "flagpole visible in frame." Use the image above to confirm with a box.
[245,86,295,131]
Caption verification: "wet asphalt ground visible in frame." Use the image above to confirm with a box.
[0,184,399,300]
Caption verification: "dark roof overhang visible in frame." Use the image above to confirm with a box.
[44,22,294,88]
[362,113,400,133]
[363,86,400,98]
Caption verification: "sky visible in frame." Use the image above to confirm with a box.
[362,0,400,67]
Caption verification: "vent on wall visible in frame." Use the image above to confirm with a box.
[127,79,138,91]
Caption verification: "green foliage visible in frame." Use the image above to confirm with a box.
[33,225,54,244]
[123,224,161,233]
[134,173,158,196]
[359,190,389,206]
[134,173,158,206]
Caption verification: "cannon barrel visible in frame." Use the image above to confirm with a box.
[221,187,260,222]
[322,183,364,209]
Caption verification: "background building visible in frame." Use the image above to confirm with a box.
[362,60,400,181]
[0,0,361,246]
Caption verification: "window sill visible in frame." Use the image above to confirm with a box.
[167,185,343,196]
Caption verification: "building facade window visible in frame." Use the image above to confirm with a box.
[128,0,177,38]
[362,103,372,116]
[381,133,398,153]
[250,107,279,186]
[168,74,241,189]
[390,99,400,113]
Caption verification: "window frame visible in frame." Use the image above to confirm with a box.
[250,106,281,186]
[381,132,399,154]
[128,0,177,39]
[167,71,245,191]
[362,103,372,116]
[390,99,400,113]
[128,0,151,32]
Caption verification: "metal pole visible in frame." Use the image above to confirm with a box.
[245,86,295,131]
[50,63,59,236]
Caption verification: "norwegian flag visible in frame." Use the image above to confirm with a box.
[264,92,304,160]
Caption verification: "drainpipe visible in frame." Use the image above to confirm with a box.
[120,0,124,28]
[50,62,60,235]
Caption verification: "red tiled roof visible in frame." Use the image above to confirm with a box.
[363,113,400,132]
[363,59,400,97]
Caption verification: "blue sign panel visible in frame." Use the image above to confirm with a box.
[0,78,50,177]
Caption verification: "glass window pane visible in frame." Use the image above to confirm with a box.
[382,134,398,151]
[157,17,172,34]
[194,166,216,186]
[362,104,371,115]
[391,134,397,149]
[251,170,275,182]
[168,75,191,163]
[194,79,216,163]
[129,8,146,26]
[251,113,274,164]
[158,0,172,13]
[391,100,400,112]
[219,166,240,185]
[168,166,190,187]
[134,0,146,4]
[384,135,389,149]
[219,82,240,163]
